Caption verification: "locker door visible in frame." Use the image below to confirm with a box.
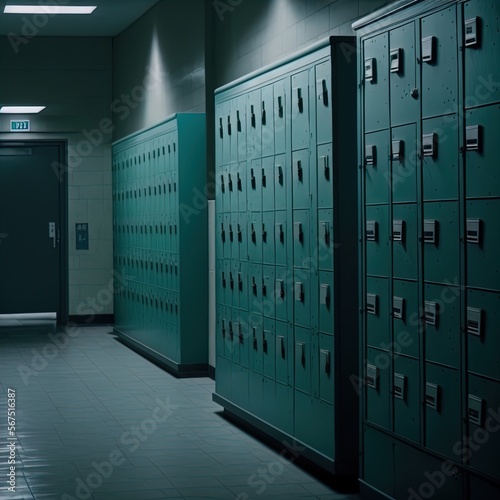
[275,266,290,323]
[235,311,250,369]
[318,333,334,404]
[274,154,287,211]
[223,213,232,260]
[262,265,275,319]
[247,89,262,158]
[291,70,310,151]
[389,22,418,127]
[423,201,460,284]
[421,6,458,119]
[249,264,263,314]
[292,149,310,209]
[247,159,262,212]
[365,204,390,278]
[229,164,238,214]
[237,161,247,212]
[466,199,500,292]
[392,203,418,280]
[318,209,334,272]
[236,261,249,313]
[366,276,390,349]
[275,211,287,267]
[293,209,311,269]
[366,348,390,429]
[261,156,275,212]
[216,214,225,260]
[317,143,333,209]
[315,60,332,145]
[391,123,418,203]
[465,105,500,199]
[236,95,247,162]
[237,212,248,262]
[261,84,275,158]
[294,269,312,328]
[248,212,263,264]
[231,213,239,261]
[273,79,287,155]
[425,363,461,460]
[365,129,390,205]
[393,279,419,359]
[422,114,459,201]
[251,314,264,375]
[262,212,275,266]
[294,327,312,394]
[364,33,390,132]
[275,321,291,386]
[464,0,500,109]
[229,98,238,164]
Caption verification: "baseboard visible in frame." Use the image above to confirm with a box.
[208,365,215,380]
[114,328,209,378]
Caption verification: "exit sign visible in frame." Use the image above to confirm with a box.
[10,120,30,132]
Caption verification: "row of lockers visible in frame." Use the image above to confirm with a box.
[365,357,500,482]
[113,114,208,372]
[364,107,500,204]
[217,145,335,213]
[217,260,335,334]
[365,199,500,290]
[216,209,335,268]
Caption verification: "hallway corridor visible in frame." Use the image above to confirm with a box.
[0,323,360,500]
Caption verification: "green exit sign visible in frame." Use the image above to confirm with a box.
[10,120,30,132]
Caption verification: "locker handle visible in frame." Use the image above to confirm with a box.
[237,224,242,242]
[295,282,304,303]
[237,110,242,132]
[321,349,331,375]
[237,172,242,191]
[251,105,256,128]
[262,280,267,297]
[252,276,258,295]
[219,117,223,139]
[321,155,329,180]
[238,272,243,291]
[320,221,330,245]
[222,319,226,338]
[253,328,258,350]
[276,164,284,184]
[263,331,269,353]
[278,335,286,358]
[251,223,256,243]
[229,321,234,340]
[228,173,233,192]
[296,342,305,366]
[262,101,266,125]
[318,79,328,105]
[296,87,303,112]
[251,168,256,189]
[262,224,267,242]
[229,224,234,242]
[276,279,285,300]
[277,95,284,118]
[221,223,225,243]
[238,324,244,344]
[262,168,266,187]
[294,222,303,242]
[220,174,225,193]
[222,271,226,289]
[227,115,232,136]
[229,272,234,290]
[276,223,284,243]
[296,160,303,181]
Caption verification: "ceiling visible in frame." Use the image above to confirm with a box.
[0,0,160,36]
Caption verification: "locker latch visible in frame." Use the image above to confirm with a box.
[366,293,378,316]
[468,395,484,426]
[423,219,437,244]
[364,58,375,83]
[423,133,436,157]
[220,174,225,193]
[263,331,268,353]
[390,48,402,74]
[277,95,284,118]
[237,323,244,344]
[321,349,331,375]
[394,373,406,400]
[392,140,403,162]
[366,221,377,242]
[229,321,234,340]
[219,117,223,139]
[253,328,258,350]
[296,160,303,181]
[321,221,330,246]
[262,223,267,243]
[295,282,304,303]
[320,155,329,180]
[238,272,243,291]
[227,115,232,136]
[250,168,256,189]
[261,168,266,187]
[237,223,242,242]
[296,342,305,366]
[365,144,376,166]
[276,279,285,300]
[229,224,234,242]
[252,276,257,295]
[228,173,233,192]
[222,319,226,338]
[251,223,256,243]
[276,164,284,185]
[276,223,284,243]
[393,296,405,320]
[222,271,226,289]
[392,220,405,242]
[318,79,328,105]
[221,222,226,242]
[278,335,286,358]
[466,218,481,244]
[261,101,267,126]
[262,278,267,297]
[296,87,303,113]
[237,172,242,191]
[422,36,436,64]
[237,110,242,132]
[425,382,439,410]
[366,364,379,390]
[466,125,481,151]
[466,307,482,337]
[294,222,303,242]
[425,301,439,327]
[229,272,234,290]
[465,17,480,48]
[234,322,240,342]
[251,105,256,128]
[320,284,330,306]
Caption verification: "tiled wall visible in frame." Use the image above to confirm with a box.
[112,0,206,141]
[0,37,113,317]
[212,0,393,87]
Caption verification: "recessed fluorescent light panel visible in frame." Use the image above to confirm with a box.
[4,5,97,14]
[0,106,46,114]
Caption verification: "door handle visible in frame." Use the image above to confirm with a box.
[49,222,56,248]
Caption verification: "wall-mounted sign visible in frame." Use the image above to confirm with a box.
[10,120,30,132]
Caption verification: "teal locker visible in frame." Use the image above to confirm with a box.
[237,212,247,261]
[465,105,500,198]
[230,213,239,260]
[262,212,275,265]
[422,114,459,201]
[292,149,310,209]
[318,209,334,272]
[237,161,247,212]
[229,163,239,213]
[392,203,418,280]
[317,143,333,209]
[235,261,249,312]
[261,156,275,212]
[294,326,312,395]
[274,383,293,434]
[423,201,460,284]
[366,276,390,349]
[261,84,275,158]
[232,365,250,410]
[464,0,500,109]
[291,69,310,151]
[391,123,418,203]
[393,279,419,359]
[393,356,420,444]
[318,271,334,336]
[425,363,461,460]
[273,79,287,155]
[229,98,239,164]
[315,60,332,146]
[364,33,390,133]
[293,209,311,269]
[318,333,334,404]
[249,263,263,314]
[467,289,500,382]
[235,313,250,369]
[248,212,262,264]
[294,269,312,328]
[467,199,500,292]
[389,22,418,127]
[366,347,391,429]
[274,210,287,267]
[236,95,247,162]
[275,266,290,323]
[421,6,458,119]
[275,321,292,386]
[261,265,275,319]
[251,314,264,375]
[365,204,390,278]
[365,129,390,204]
[274,154,287,211]
[468,374,500,482]
[263,317,276,380]
[247,159,262,212]
[247,89,262,158]
[223,213,232,260]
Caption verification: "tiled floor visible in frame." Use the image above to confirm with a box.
[0,322,361,500]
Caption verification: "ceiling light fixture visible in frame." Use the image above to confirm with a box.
[4,5,97,15]
[0,106,46,114]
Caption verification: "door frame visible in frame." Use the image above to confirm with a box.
[0,139,69,323]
